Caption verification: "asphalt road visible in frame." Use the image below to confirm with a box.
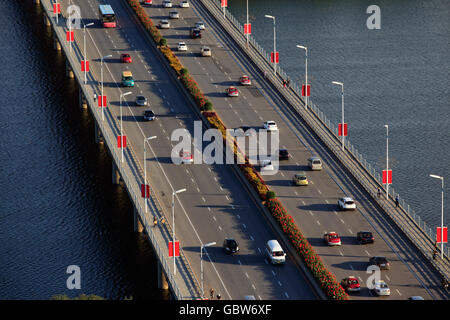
[64,0,320,300]
[140,0,449,300]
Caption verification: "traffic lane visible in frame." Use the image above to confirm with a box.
[82,0,320,300]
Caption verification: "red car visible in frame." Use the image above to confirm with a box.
[225,87,239,97]
[143,0,153,5]
[239,75,251,86]
[120,53,132,63]
[341,276,361,292]
[324,232,341,246]
[179,151,193,164]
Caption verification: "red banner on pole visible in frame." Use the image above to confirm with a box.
[221,0,227,8]
[244,23,251,35]
[302,85,311,97]
[382,170,392,184]
[169,241,180,257]
[141,184,150,198]
[81,60,89,72]
[117,136,127,148]
[66,31,74,42]
[97,96,107,108]
[270,52,279,64]
[437,227,448,243]
[53,3,61,14]
[338,123,348,137]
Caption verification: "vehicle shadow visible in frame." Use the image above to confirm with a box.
[280,165,309,171]
[298,203,337,212]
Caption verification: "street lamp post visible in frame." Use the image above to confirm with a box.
[172,188,186,276]
[83,22,94,84]
[100,54,112,121]
[430,174,445,259]
[264,15,276,75]
[69,0,72,53]
[246,0,249,48]
[201,241,216,299]
[332,81,345,150]
[297,45,308,109]
[384,124,389,200]
[120,92,132,164]
[143,136,157,214]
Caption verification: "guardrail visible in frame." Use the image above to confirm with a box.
[39,0,202,299]
[199,0,449,279]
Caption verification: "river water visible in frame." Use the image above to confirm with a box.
[0,0,448,299]
[0,0,165,299]
[229,0,450,232]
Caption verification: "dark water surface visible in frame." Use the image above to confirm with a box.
[229,0,450,231]
[0,0,165,299]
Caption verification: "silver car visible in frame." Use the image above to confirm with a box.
[136,95,148,106]
[372,280,390,296]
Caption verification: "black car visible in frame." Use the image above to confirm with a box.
[190,28,201,39]
[279,149,290,160]
[143,110,156,121]
[357,231,374,244]
[369,256,390,270]
[223,238,239,254]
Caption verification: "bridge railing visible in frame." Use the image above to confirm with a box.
[40,0,202,299]
[201,0,449,274]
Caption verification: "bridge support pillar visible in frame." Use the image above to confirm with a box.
[112,161,121,185]
[79,88,87,109]
[133,207,144,233]
[94,121,104,144]
[66,61,74,79]
[158,262,169,290]
[44,13,51,27]
[53,36,61,51]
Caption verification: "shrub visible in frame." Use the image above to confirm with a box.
[159,38,167,46]
[203,101,213,111]
[181,68,189,76]
[266,190,276,200]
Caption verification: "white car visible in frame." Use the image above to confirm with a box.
[169,10,179,19]
[259,159,274,172]
[180,0,190,8]
[177,42,188,51]
[338,197,356,210]
[162,0,172,8]
[372,280,390,296]
[195,21,205,30]
[159,19,170,29]
[201,46,212,57]
[263,121,278,131]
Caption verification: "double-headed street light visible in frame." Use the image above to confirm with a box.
[173,188,186,276]
[143,136,157,214]
[100,54,112,121]
[120,92,132,163]
[430,174,445,260]
[83,22,94,84]
[296,45,308,109]
[201,241,216,299]
[264,15,276,75]
[332,81,345,151]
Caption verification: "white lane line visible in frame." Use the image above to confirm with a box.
[207,207,211,211]
[257,248,261,254]
[340,218,345,224]
[365,250,370,256]
[196,187,200,193]
[212,216,217,221]
[317,189,322,194]
[271,270,276,277]
[185,169,189,174]
[316,220,320,225]
[237,215,240,219]
[339,250,344,256]
[214,177,218,182]
[284,292,289,298]
[245,272,249,279]
[396,289,402,296]
[309,211,314,216]
[334,211,338,215]
[294,191,298,195]
[249,235,254,241]
[348,228,353,234]
[191,178,195,183]
[258,295,262,300]
[280,172,285,177]
[302,200,306,205]
[385,275,390,281]
[350,265,354,270]
[208,167,212,172]
[218,225,222,231]
[225,195,230,200]
[325,199,329,204]
[238,260,242,265]
[252,284,256,291]
[278,281,282,287]
[242,223,247,229]
[202,197,206,202]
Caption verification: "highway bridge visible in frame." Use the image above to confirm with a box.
[34,0,448,300]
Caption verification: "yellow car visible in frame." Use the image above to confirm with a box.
[293,172,308,186]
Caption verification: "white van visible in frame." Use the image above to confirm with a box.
[308,156,322,170]
[265,240,286,265]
